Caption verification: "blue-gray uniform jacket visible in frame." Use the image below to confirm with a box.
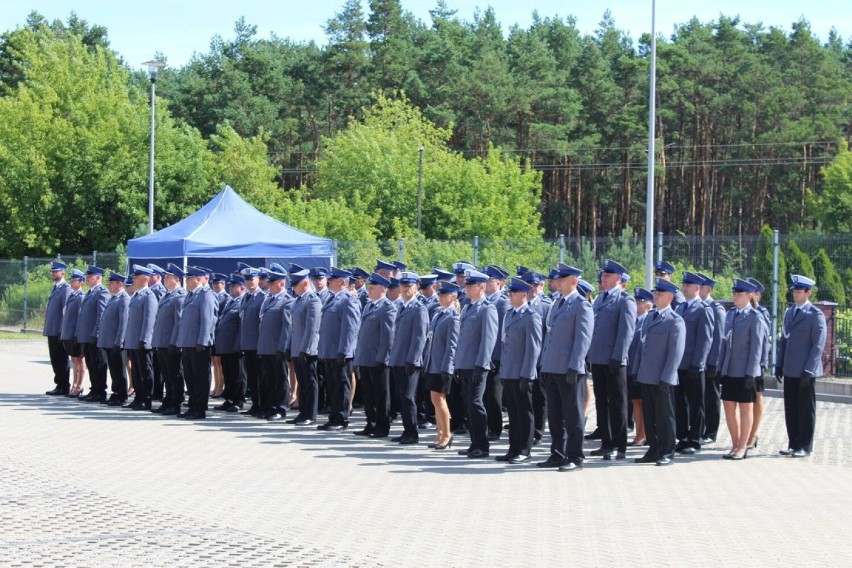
[540,291,594,376]
[149,281,167,301]
[588,286,636,366]
[216,290,230,315]
[454,297,498,371]
[500,304,542,380]
[125,287,158,349]
[676,298,714,371]
[388,298,429,367]
[419,294,440,319]
[43,279,70,337]
[316,287,332,306]
[704,298,727,371]
[357,286,369,309]
[276,295,295,355]
[318,289,361,359]
[97,291,129,350]
[627,313,648,376]
[60,289,83,342]
[528,293,552,368]
[214,293,243,355]
[718,307,766,378]
[175,286,218,348]
[289,291,322,357]
[354,297,397,368]
[238,289,264,351]
[671,289,687,312]
[76,283,110,344]
[424,307,459,375]
[487,290,511,365]
[776,301,826,378]
[257,292,293,356]
[756,304,771,370]
[635,308,686,386]
[152,287,186,349]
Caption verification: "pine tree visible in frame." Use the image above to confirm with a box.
[812,249,846,305]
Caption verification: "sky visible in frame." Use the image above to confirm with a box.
[1,1,848,69]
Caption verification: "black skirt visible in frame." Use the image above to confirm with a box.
[62,338,82,358]
[627,374,642,401]
[427,372,452,395]
[721,376,756,403]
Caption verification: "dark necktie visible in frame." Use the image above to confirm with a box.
[653,311,659,321]
[558,297,565,309]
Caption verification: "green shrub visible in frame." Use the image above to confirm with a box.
[812,248,845,305]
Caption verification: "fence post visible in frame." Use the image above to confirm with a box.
[473,236,479,266]
[656,232,664,262]
[771,229,780,376]
[398,238,405,263]
[22,256,28,332]
[558,234,565,263]
[93,250,97,268]
[332,239,338,267]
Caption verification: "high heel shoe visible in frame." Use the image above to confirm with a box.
[427,440,440,449]
[434,436,454,450]
[746,436,758,450]
[730,448,748,461]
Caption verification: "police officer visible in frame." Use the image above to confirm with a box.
[674,271,714,454]
[451,262,475,307]
[151,263,187,415]
[537,264,593,471]
[496,277,542,464]
[146,264,168,300]
[123,265,158,410]
[375,259,396,279]
[745,277,771,450]
[695,272,727,444]
[76,266,110,402]
[175,266,218,419]
[44,261,71,395]
[717,278,765,459]
[289,268,322,426]
[214,274,246,413]
[258,270,294,421]
[423,282,461,449]
[98,271,130,406]
[61,269,86,397]
[522,270,552,445]
[628,287,654,446]
[209,273,230,399]
[388,271,429,444]
[317,267,361,431]
[777,275,827,458]
[418,274,440,318]
[239,267,264,417]
[311,267,332,305]
[633,279,686,466]
[455,269,499,459]
[482,265,510,441]
[351,267,370,308]
[588,259,636,461]
[353,273,398,438]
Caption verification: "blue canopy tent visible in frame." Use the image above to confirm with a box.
[127,186,334,274]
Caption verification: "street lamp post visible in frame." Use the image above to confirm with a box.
[644,1,657,288]
[143,60,165,235]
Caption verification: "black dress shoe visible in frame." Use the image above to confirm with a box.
[295,419,315,426]
[368,431,388,438]
[487,434,501,442]
[78,392,95,401]
[398,436,419,445]
[151,405,165,414]
[45,387,67,396]
[558,461,582,472]
[634,454,657,464]
[177,411,192,418]
[584,429,602,440]
[242,406,260,416]
[603,451,626,461]
[185,412,206,420]
[792,449,809,458]
[678,446,697,455]
[390,435,405,442]
[160,407,179,416]
[674,441,688,452]
[214,401,233,411]
[536,456,565,468]
[89,394,107,403]
[467,449,490,459]
[107,397,126,407]
[699,437,716,445]
[266,413,284,422]
[458,448,473,455]
[532,437,542,446]
[509,454,531,464]
[122,400,141,409]
[327,423,347,431]
[655,456,674,466]
[354,427,374,436]
[495,453,516,462]
[779,448,795,456]
[226,403,243,413]
[131,401,152,411]
[590,447,612,457]
[317,422,332,430]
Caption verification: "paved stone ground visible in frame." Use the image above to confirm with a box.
[2,339,852,567]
